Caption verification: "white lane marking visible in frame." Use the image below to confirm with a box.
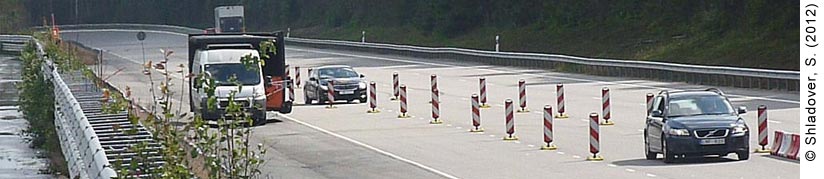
[557,152,565,155]
[532,111,542,115]
[527,144,535,148]
[513,141,521,144]
[769,120,782,124]
[446,124,453,127]
[591,97,600,100]
[274,113,459,179]
[607,164,618,167]
[626,169,636,172]
[286,47,798,104]
[456,127,462,129]
[489,135,496,137]
[572,155,581,159]
[460,98,469,100]
[646,173,657,177]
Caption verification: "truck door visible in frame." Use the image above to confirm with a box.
[262,32,288,112]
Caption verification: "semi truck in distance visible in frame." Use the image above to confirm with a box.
[214,6,244,33]
[188,32,291,125]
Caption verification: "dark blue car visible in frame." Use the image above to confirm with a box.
[644,88,750,163]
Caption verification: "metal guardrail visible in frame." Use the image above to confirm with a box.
[0,35,31,54]
[5,35,166,178]
[44,23,800,91]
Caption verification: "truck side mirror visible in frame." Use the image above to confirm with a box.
[738,106,747,114]
[264,76,273,87]
[651,110,664,117]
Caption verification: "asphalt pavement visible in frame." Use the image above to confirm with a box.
[61,30,799,179]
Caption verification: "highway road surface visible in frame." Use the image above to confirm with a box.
[62,30,799,179]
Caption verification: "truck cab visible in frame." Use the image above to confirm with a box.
[189,33,291,125]
[214,6,244,33]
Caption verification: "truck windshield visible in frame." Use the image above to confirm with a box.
[667,95,734,117]
[205,64,260,86]
[318,68,359,79]
[220,17,243,32]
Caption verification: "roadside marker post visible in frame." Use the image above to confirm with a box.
[295,66,301,88]
[555,84,569,118]
[541,105,557,150]
[429,74,437,104]
[503,99,519,140]
[479,78,490,108]
[517,79,529,113]
[645,93,654,115]
[601,87,614,125]
[367,81,380,113]
[325,80,336,109]
[430,89,442,124]
[398,85,411,118]
[756,105,771,153]
[470,94,484,132]
[587,112,604,161]
[391,72,399,100]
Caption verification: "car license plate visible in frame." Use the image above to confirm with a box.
[340,90,355,95]
[699,138,725,145]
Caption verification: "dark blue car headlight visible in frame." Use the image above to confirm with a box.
[664,125,690,136]
[731,124,748,137]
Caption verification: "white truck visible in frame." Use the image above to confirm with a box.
[214,6,245,33]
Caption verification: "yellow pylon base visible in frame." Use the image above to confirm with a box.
[429,119,443,124]
[503,136,519,141]
[469,128,485,133]
[517,108,530,113]
[755,148,772,153]
[554,113,569,119]
[367,109,381,113]
[540,144,558,150]
[390,97,398,101]
[325,105,337,109]
[397,113,412,118]
[480,104,491,108]
[600,120,614,126]
[586,155,604,161]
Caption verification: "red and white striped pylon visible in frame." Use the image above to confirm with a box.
[285,64,290,78]
[288,78,295,102]
[517,79,529,113]
[479,78,490,108]
[398,84,411,118]
[326,80,336,109]
[554,84,569,118]
[600,87,614,125]
[645,93,654,115]
[755,105,770,153]
[503,99,519,140]
[587,112,604,161]
[470,94,484,132]
[367,81,380,113]
[429,74,437,104]
[391,72,400,100]
[430,89,442,124]
[295,66,301,88]
[541,105,557,150]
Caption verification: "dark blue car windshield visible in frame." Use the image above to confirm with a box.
[667,95,734,117]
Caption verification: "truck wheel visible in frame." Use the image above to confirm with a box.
[279,101,293,114]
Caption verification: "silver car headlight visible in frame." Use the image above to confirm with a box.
[664,126,690,136]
